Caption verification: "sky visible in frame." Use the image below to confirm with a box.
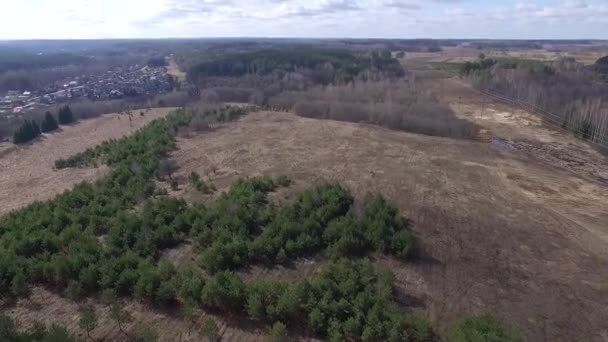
[1,0,607,40]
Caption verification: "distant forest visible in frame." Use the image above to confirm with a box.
[187,48,404,83]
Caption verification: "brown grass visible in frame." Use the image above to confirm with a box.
[165,107,608,341]
[4,82,608,341]
[0,108,175,216]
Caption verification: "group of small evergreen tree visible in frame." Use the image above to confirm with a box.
[12,105,72,144]
[1,107,425,340]
[41,111,59,132]
[12,119,41,144]
[177,259,433,341]
[58,105,75,125]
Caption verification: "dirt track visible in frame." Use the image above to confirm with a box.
[0,108,174,216]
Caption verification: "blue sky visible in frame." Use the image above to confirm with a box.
[1,0,607,39]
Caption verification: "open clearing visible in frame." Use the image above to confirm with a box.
[0,108,174,216]
[167,86,607,341]
[4,81,608,341]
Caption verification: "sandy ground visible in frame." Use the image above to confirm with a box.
[4,81,608,341]
[167,59,187,82]
[0,108,174,216]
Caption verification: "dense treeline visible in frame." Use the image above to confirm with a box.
[147,56,168,67]
[0,51,89,74]
[270,80,479,139]
[0,51,90,93]
[460,57,553,77]
[463,56,608,145]
[12,119,41,144]
[188,48,404,84]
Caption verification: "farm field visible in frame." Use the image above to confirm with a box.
[0,108,174,216]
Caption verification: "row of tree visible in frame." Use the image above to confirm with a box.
[463,55,608,145]
[12,105,74,144]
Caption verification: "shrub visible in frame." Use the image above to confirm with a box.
[362,195,415,258]
[275,175,291,187]
[449,315,522,342]
[135,327,159,342]
[78,306,98,340]
[200,271,247,311]
[270,321,288,342]
[201,319,220,342]
[189,171,214,194]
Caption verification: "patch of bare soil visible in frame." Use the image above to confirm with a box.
[0,108,174,215]
[163,110,607,341]
[240,257,327,285]
[436,78,608,249]
[167,59,187,82]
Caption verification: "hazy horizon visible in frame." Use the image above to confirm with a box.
[1,0,607,40]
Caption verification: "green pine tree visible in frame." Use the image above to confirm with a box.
[58,105,74,124]
[41,111,59,132]
[30,120,41,137]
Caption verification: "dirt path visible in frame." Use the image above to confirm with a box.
[166,59,186,82]
[0,108,174,215]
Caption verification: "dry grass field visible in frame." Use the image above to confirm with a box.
[167,84,607,341]
[400,45,608,72]
[0,107,174,216]
[3,80,608,341]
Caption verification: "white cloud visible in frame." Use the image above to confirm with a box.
[0,0,606,39]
